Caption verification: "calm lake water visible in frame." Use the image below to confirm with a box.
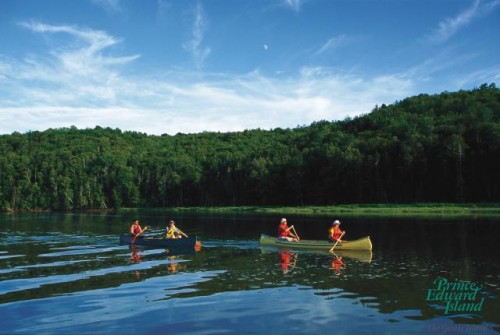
[1,210,499,334]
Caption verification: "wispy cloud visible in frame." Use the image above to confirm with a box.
[183,3,211,69]
[21,21,118,57]
[11,21,139,106]
[282,0,303,12]
[453,65,500,88]
[427,0,500,43]
[314,34,350,56]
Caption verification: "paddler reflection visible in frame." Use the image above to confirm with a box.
[130,245,142,279]
[167,255,179,273]
[280,249,298,274]
[130,245,142,264]
[165,251,187,273]
[330,252,346,275]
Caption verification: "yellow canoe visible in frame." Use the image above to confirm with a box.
[259,234,373,251]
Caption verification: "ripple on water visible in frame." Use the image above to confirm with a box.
[38,246,122,258]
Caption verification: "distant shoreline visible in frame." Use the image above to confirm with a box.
[118,203,500,219]
[4,203,500,218]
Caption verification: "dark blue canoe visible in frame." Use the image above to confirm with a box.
[119,234,201,249]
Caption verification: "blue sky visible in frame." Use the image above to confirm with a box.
[0,0,499,135]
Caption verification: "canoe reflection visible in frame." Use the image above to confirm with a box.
[330,249,372,263]
[261,245,372,275]
[261,246,372,264]
[129,245,191,277]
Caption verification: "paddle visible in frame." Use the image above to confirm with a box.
[176,227,189,238]
[329,231,345,253]
[291,225,300,241]
[132,226,147,244]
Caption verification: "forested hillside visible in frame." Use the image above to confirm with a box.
[1,84,499,211]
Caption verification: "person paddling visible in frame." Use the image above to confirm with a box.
[130,219,147,242]
[166,220,188,239]
[329,220,345,243]
[278,218,299,242]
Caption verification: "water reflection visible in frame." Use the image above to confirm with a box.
[130,245,142,264]
[0,212,499,334]
[335,249,373,263]
[330,252,346,275]
[279,249,298,274]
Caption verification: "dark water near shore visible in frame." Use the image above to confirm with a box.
[0,211,499,334]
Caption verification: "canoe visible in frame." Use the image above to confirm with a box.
[119,234,201,249]
[259,234,372,251]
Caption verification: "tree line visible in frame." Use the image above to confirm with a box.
[1,84,499,211]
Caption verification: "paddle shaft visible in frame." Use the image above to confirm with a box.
[329,231,345,252]
[291,226,300,240]
[167,226,188,238]
[137,226,147,237]
[132,226,147,243]
[176,227,189,238]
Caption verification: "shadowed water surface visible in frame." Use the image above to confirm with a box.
[0,211,498,334]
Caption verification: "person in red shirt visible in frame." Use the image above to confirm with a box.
[130,219,146,238]
[277,218,299,241]
[328,220,345,243]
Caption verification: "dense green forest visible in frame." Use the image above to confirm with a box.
[1,84,499,211]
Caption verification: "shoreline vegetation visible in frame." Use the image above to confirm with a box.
[1,86,499,212]
[119,203,500,219]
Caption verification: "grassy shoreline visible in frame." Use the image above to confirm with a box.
[121,203,500,218]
